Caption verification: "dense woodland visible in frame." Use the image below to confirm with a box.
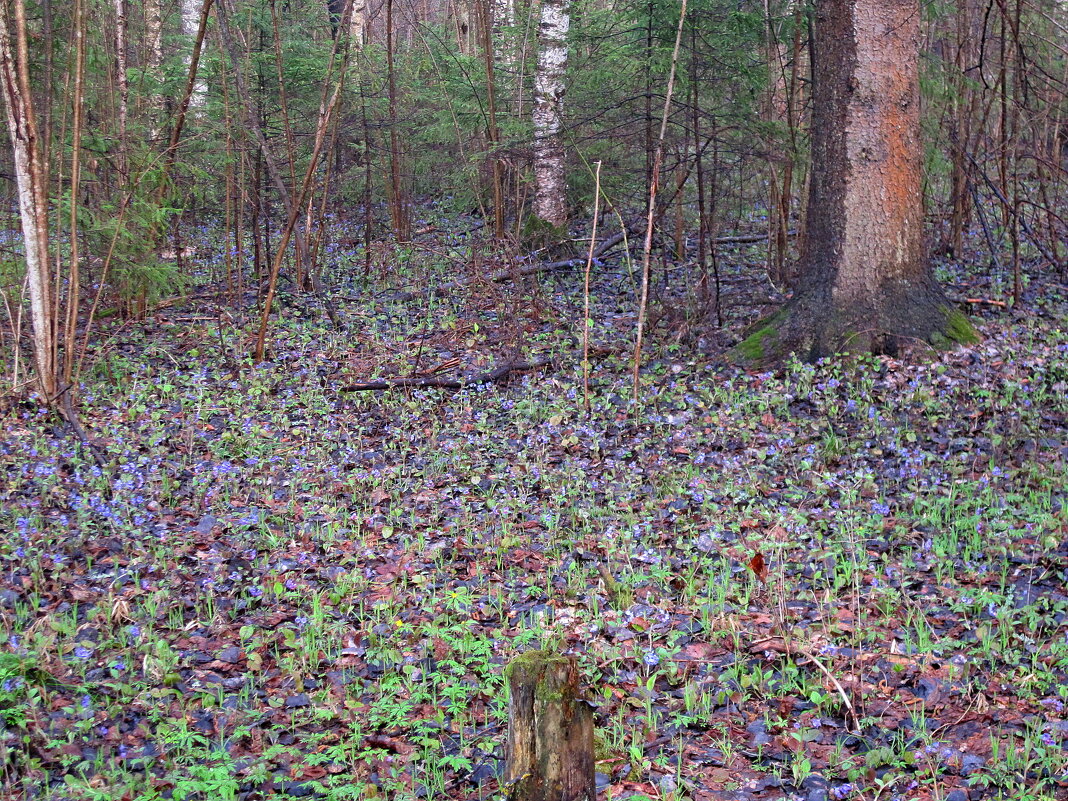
[0,0,1067,799]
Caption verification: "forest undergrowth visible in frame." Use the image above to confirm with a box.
[2,218,1067,801]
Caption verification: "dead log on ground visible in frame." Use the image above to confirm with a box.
[339,356,553,391]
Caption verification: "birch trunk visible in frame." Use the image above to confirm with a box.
[0,0,56,398]
[181,0,207,108]
[493,0,514,29]
[453,0,474,54]
[114,0,129,175]
[328,0,366,45]
[349,0,367,47]
[531,0,569,228]
[145,0,164,139]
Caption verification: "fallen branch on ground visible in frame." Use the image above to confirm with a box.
[339,356,553,391]
[428,228,787,296]
[428,230,630,296]
[713,231,794,245]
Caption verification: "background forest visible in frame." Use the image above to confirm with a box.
[0,0,1067,800]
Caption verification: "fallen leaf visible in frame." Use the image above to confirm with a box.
[748,551,768,582]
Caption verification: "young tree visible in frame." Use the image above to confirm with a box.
[0,0,55,398]
[531,0,570,230]
[736,0,977,363]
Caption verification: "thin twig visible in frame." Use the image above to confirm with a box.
[582,161,602,414]
[795,646,862,732]
[632,0,688,402]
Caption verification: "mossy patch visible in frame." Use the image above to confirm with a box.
[928,307,980,349]
[520,215,569,252]
[505,650,573,703]
[731,308,787,365]
[505,649,569,675]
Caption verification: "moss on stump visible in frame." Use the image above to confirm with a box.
[520,215,571,256]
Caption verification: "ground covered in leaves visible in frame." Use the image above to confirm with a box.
[2,221,1068,801]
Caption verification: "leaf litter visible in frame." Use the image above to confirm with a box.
[1,224,1067,801]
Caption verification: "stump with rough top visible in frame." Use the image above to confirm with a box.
[504,651,595,801]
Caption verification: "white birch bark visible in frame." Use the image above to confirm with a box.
[181,0,207,107]
[493,0,514,30]
[0,0,55,397]
[114,0,129,171]
[453,0,474,54]
[532,0,570,227]
[349,0,367,47]
[145,0,164,137]
[492,0,516,77]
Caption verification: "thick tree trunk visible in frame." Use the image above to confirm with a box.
[531,0,570,229]
[736,0,977,363]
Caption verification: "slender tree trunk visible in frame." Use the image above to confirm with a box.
[632,0,687,400]
[64,0,87,387]
[531,0,570,228]
[736,0,977,363]
[40,0,51,185]
[255,33,351,359]
[644,0,653,191]
[114,0,129,177]
[145,0,164,140]
[0,0,55,398]
[181,0,208,108]
[269,0,302,282]
[215,0,313,267]
[477,0,504,238]
[158,0,213,194]
[386,0,410,240]
[948,0,978,258]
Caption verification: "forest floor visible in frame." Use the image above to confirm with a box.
[2,217,1067,801]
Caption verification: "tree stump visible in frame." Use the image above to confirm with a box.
[505,651,595,801]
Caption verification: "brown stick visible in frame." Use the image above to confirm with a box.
[582,160,602,415]
[633,0,688,402]
[339,356,553,392]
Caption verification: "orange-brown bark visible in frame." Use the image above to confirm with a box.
[737,0,977,363]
